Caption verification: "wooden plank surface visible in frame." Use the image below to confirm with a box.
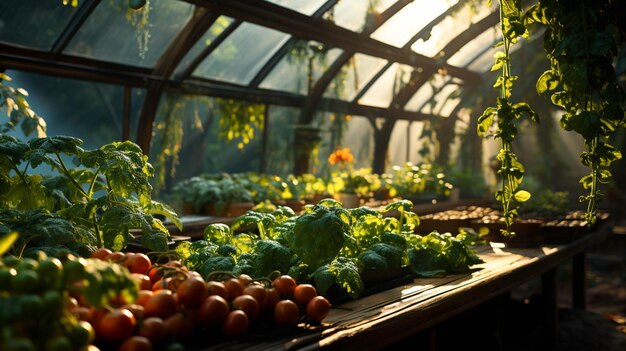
[195,222,610,351]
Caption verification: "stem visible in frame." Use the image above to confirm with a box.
[93,212,103,248]
[257,222,266,240]
[87,166,102,198]
[56,153,89,198]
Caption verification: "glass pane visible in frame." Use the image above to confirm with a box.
[0,0,80,50]
[388,120,425,168]
[314,113,374,173]
[6,70,132,149]
[323,54,388,101]
[194,22,289,85]
[260,41,343,94]
[447,26,499,67]
[327,0,397,33]
[411,1,494,57]
[265,106,300,176]
[420,83,462,117]
[266,0,328,16]
[173,16,234,79]
[65,0,194,67]
[370,0,457,48]
[357,63,414,108]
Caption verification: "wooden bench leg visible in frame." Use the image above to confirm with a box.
[573,252,586,309]
[542,268,558,349]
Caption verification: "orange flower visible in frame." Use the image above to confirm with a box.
[328,147,354,165]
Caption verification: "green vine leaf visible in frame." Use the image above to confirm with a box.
[536,70,560,95]
[514,190,531,203]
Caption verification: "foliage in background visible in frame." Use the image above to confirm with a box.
[381,162,453,200]
[0,73,46,138]
[477,0,538,236]
[526,0,625,224]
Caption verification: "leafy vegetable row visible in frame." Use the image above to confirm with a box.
[175,199,483,299]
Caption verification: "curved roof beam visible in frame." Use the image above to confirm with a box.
[136,7,219,153]
[390,10,499,109]
[182,0,479,82]
[248,0,339,88]
[298,0,414,123]
[51,0,101,58]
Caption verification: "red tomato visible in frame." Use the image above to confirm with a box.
[222,310,249,338]
[104,251,125,263]
[90,248,112,260]
[163,312,194,340]
[144,290,178,319]
[138,317,166,344]
[176,276,207,308]
[232,294,260,320]
[98,308,136,342]
[123,304,145,321]
[264,288,281,311]
[196,295,229,326]
[136,290,154,307]
[306,296,331,321]
[293,284,317,305]
[206,281,228,299]
[147,266,163,284]
[274,300,300,327]
[118,335,153,351]
[132,273,152,291]
[125,253,152,275]
[223,278,244,300]
[243,284,267,309]
[272,275,297,297]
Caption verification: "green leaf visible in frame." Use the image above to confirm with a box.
[382,199,413,213]
[536,70,560,95]
[0,232,18,255]
[147,201,182,231]
[141,232,168,252]
[514,190,531,202]
[477,107,497,137]
[203,223,232,244]
[328,257,363,299]
[253,240,293,277]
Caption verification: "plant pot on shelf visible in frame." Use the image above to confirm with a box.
[334,193,361,208]
[202,201,255,217]
[181,202,195,215]
[308,193,333,205]
[540,219,587,244]
[470,218,543,248]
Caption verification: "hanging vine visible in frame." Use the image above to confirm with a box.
[477,0,538,236]
[525,0,625,225]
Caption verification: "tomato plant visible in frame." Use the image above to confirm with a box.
[176,276,207,307]
[232,294,260,319]
[223,278,244,299]
[206,281,228,299]
[124,253,152,275]
[98,308,136,342]
[243,283,267,309]
[144,290,178,319]
[138,317,167,344]
[196,295,229,326]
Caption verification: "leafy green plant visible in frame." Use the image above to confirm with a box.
[171,173,254,214]
[0,135,180,253]
[407,231,483,277]
[525,0,624,225]
[477,0,538,236]
[382,162,453,200]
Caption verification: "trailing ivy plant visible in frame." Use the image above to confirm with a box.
[525,0,625,225]
[0,73,46,138]
[477,0,538,236]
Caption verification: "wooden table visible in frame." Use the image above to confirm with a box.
[196,221,610,351]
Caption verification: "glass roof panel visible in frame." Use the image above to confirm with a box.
[266,0,328,16]
[357,63,414,108]
[0,0,81,50]
[419,82,462,116]
[411,2,493,57]
[260,42,343,94]
[447,26,499,67]
[173,16,234,79]
[370,0,457,48]
[65,0,194,67]
[404,73,448,111]
[193,22,289,85]
[326,0,397,33]
[323,53,388,101]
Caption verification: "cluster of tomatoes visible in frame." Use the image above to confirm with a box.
[81,248,331,351]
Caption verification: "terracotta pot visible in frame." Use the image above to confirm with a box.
[181,202,195,215]
[308,193,333,205]
[282,199,306,213]
[334,193,361,208]
[202,201,255,217]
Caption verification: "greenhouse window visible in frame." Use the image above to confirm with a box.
[370,0,456,48]
[323,54,388,101]
[357,63,415,108]
[326,0,397,33]
[193,22,289,85]
[0,0,81,51]
[64,0,194,67]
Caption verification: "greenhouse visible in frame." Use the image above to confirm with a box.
[1,0,625,350]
